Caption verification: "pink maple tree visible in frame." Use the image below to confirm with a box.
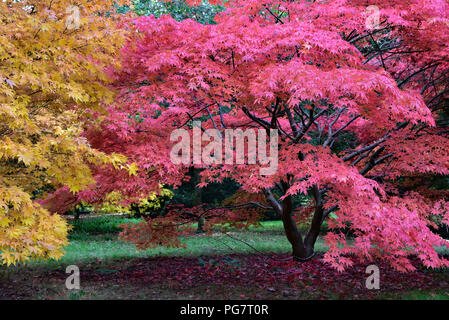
[51,0,449,272]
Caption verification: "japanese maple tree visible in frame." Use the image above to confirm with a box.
[61,0,449,272]
[0,0,133,265]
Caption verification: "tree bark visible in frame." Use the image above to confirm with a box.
[192,168,205,233]
[303,185,324,257]
[280,189,308,259]
[265,182,325,260]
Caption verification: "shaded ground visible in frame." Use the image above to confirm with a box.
[1,218,447,300]
[1,253,448,300]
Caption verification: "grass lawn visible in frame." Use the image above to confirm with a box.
[0,217,447,300]
[9,218,323,269]
[56,219,327,266]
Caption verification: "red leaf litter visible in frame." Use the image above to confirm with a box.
[37,253,449,299]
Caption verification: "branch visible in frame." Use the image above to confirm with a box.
[264,5,284,24]
[264,188,283,216]
[242,106,271,130]
[342,131,390,161]
[321,205,338,224]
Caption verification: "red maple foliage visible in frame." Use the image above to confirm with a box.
[50,0,449,272]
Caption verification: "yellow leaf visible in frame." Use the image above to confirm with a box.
[128,163,139,176]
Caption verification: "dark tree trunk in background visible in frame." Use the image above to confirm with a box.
[74,210,80,222]
[196,217,205,233]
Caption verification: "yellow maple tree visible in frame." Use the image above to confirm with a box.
[0,0,131,265]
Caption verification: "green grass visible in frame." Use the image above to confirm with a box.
[398,290,449,300]
[23,216,448,268]
[58,232,295,265]
[379,290,449,300]
[32,219,319,267]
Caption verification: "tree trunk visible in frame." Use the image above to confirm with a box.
[278,183,308,259]
[281,201,308,259]
[303,185,324,257]
[265,182,324,261]
[196,217,205,234]
[74,207,80,222]
[192,168,205,233]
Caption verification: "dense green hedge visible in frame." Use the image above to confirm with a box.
[69,216,142,235]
